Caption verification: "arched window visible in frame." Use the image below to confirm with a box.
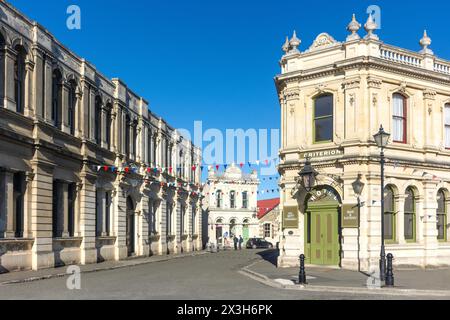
[242,191,248,209]
[313,94,333,143]
[384,186,396,242]
[437,190,447,241]
[105,103,112,149]
[404,188,416,242]
[51,69,62,128]
[67,80,77,135]
[0,33,5,99]
[230,191,236,209]
[94,96,102,144]
[445,104,450,149]
[132,121,137,159]
[216,190,222,208]
[125,114,131,156]
[393,93,407,143]
[14,45,26,114]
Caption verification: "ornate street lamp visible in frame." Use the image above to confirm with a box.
[373,125,390,283]
[299,157,319,192]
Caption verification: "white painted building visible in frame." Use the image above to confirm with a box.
[204,165,259,247]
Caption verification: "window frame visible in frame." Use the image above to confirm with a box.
[437,190,448,242]
[404,188,416,243]
[264,223,271,238]
[384,186,397,244]
[392,93,408,144]
[445,104,450,150]
[313,94,334,144]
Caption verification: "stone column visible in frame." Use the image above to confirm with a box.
[78,167,97,264]
[423,180,439,266]
[75,89,83,138]
[101,106,108,149]
[32,49,44,119]
[58,182,69,238]
[30,159,55,270]
[60,84,70,134]
[3,48,16,111]
[44,57,53,122]
[24,59,35,117]
[0,48,5,105]
[397,195,406,245]
[89,88,96,140]
[0,170,14,238]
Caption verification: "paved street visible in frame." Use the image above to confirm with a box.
[1,249,449,300]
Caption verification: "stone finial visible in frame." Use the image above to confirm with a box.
[289,30,301,51]
[364,13,379,40]
[282,36,290,53]
[346,14,361,41]
[420,30,433,55]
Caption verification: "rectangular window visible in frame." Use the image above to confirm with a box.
[404,212,415,240]
[242,192,248,209]
[52,180,60,238]
[230,191,236,209]
[437,213,447,241]
[105,192,111,236]
[68,183,76,237]
[314,95,333,143]
[13,172,25,238]
[264,223,271,238]
[445,105,450,149]
[384,212,395,241]
[393,94,407,143]
[147,130,152,165]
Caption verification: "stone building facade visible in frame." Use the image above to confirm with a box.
[276,14,450,271]
[0,2,202,272]
[257,198,281,246]
[204,165,259,248]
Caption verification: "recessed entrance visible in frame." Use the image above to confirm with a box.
[305,186,341,266]
[126,196,135,257]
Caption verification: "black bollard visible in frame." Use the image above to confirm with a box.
[385,253,394,287]
[298,254,307,285]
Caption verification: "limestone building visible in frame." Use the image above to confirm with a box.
[276,14,450,270]
[257,198,281,246]
[0,1,202,272]
[204,165,259,247]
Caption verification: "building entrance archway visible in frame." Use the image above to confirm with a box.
[304,186,341,266]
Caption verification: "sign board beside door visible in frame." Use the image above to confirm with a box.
[283,206,299,229]
[342,204,359,228]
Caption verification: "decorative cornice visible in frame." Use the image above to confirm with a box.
[342,78,361,90]
[423,89,437,100]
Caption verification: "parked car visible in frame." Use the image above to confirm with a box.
[246,238,274,249]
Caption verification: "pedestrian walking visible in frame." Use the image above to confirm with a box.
[239,236,244,250]
[233,236,238,250]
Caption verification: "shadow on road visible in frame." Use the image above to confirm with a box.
[256,249,279,267]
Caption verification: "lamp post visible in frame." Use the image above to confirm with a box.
[299,157,319,193]
[373,125,390,282]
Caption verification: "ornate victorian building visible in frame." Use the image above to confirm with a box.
[204,165,259,247]
[276,14,450,270]
[0,2,202,272]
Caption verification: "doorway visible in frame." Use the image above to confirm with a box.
[126,196,135,256]
[304,187,341,266]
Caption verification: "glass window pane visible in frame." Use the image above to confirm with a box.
[384,212,393,240]
[393,118,404,142]
[404,189,414,213]
[315,95,333,118]
[438,191,445,213]
[393,94,405,117]
[384,188,394,212]
[404,212,414,240]
[437,214,446,240]
[446,126,450,148]
[445,105,450,125]
[315,117,333,142]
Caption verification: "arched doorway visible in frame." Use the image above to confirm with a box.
[242,219,250,242]
[126,196,135,256]
[304,186,341,266]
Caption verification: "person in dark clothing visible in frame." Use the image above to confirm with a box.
[238,236,243,250]
[233,236,238,250]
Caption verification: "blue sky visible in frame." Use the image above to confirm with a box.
[8,0,450,198]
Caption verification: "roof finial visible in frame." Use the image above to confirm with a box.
[346,13,361,41]
[282,36,290,53]
[364,13,379,40]
[420,30,433,55]
[289,30,301,52]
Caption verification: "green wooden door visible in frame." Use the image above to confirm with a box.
[243,225,249,241]
[308,209,340,265]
